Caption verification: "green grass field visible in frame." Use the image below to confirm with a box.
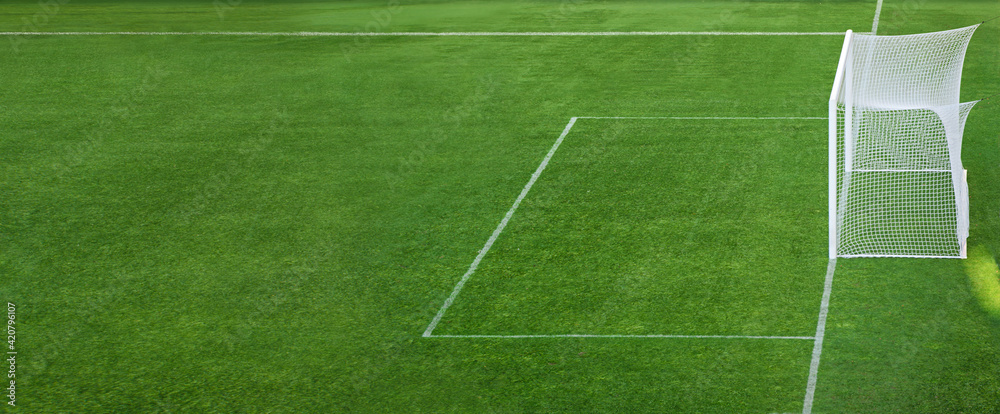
[2,1,999,412]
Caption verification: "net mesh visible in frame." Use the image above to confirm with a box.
[833,25,979,258]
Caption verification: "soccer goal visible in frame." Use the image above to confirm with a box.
[829,25,981,259]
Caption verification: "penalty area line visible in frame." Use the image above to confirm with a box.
[422,117,578,337]
[577,116,826,120]
[427,334,816,340]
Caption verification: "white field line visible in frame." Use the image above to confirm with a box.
[426,115,832,340]
[424,115,829,340]
[802,259,837,414]
[0,31,852,37]
[422,117,578,337]
[577,116,825,120]
[872,0,884,35]
[429,334,815,340]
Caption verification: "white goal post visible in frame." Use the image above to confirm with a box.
[829,25,981,259]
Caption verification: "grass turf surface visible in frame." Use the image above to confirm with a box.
[1,0,999,412]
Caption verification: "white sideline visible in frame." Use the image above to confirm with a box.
[422,117,578,337]
[0,31,850,36]
[802,259,837,414]
[429,334,815,340]
[872,0,884,35]
[578,116,825,120]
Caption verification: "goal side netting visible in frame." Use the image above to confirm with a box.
[829,25,980,259]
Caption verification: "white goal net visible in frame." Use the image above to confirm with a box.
[829,25,981,258]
